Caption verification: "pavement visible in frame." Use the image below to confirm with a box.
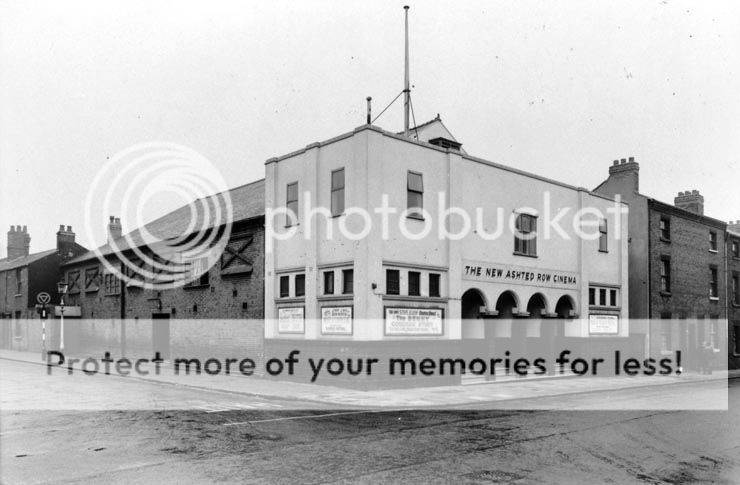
[0,349,735,408]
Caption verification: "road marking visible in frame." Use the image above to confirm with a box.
[223,410,380,426]
[192,401,283,413]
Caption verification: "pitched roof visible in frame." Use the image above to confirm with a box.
[397,115,467,154]
[0,248,57,272]
[66,178,265,265]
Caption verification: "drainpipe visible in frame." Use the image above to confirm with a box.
[120,260,126,358]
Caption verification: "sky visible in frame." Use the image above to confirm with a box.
[1,0,738,255]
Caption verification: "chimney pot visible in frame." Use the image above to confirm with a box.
[620,158,627,164]
[59,225,64,231]
[628,156,634,163]
[110,216,115,222]
[66,225,72,231]
[613,160,619,166]
[692,190,699,195]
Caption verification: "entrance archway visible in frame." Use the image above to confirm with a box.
[495,291,518,318]
[549,295,576,374]
[461,288,486,320]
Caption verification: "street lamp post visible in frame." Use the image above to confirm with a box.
[57,281,68,351]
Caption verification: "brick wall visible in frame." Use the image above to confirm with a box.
[648,203,727,367]
[60,218,265,363]
[728,233,740,369]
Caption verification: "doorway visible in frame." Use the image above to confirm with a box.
[152,313,171,360]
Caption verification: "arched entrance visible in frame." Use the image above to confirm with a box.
[549,295,576,374]
[495,291,518,318]
[461,288,486,320]
[524,293,548,363]
[460,289,487,362]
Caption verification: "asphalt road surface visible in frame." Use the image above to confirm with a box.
[1,359,738,484]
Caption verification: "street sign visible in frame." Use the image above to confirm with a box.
[36,292,51,305]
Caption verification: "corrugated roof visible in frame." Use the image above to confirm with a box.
[66,178,265,265]
[0,248,57,272]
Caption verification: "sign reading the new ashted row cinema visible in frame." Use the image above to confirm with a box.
[462,260,578,289]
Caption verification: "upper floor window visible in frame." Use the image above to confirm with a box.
[709,231,718,252]
[408,271,421,296]
[286,182,299,227]
[588,286,619,307]
[104,273,120,295]
[598,218,608,252]
[429,273,441,298]
[67,270,81,294]
[660,257,671,293]
[331,168,345,217]
[710,266,718,299]
[295,274,305,297]
[85,267,100,292]
[15,268,21,294]
[342,269,353,295]
[514,213,537,257]
[185,257,210,287]
[732,240,740,258]
[733,273,739,305]
[323,271,334,295]
[279,275,290,298]
[386,269,400,295]
[407,171,424,219]
[659,217,670,241]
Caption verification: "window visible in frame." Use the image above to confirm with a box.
[331,168,345,217]
[186,257,210,287]
[407,171,424,219]
[279,275,290,298]
[342,269,353,295]
[323,271,334,295]
[733,274,740,305]
[589,286,620,307]
[295,274,305,297]
[408,271,421,296]
[386,269,400,295]
[709,231,718,252]
[710,315,719,349]
[15,268,21,294]
[429,273,441,298]
[104,274,120,295]
[514,214,537,257]
[710,266,718,298]
[67,270,81,294]
[660,313,672,352]
[85,267,100,292]
[286,182,299,226]
[659,217,670,241]
[660,257,671,293]
[734,324,740,355]
[732,240,739,258]
[599,218,608,252]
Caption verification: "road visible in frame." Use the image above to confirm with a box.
[1,359,738,484]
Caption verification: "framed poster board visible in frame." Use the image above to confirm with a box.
[588,314,619,335]
[278,307,305,334]
[321,306,353,335]
[384,307,444,336]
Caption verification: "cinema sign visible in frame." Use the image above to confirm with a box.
[462,260,578,289]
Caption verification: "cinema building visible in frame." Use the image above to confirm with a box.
[264,119,630,386]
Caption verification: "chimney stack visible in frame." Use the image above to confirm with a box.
[56,225,76,257]
[6,225,31,259]
[674,190,704,215]
[607,156,639,192]
[108,216,122,243]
